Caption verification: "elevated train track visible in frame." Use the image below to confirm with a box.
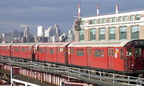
[0,56,143,86]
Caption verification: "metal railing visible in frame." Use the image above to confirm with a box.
[0,56,144,86]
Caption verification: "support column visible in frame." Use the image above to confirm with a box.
[116,26,120,40]
[85,29,90,41]
[127,26,131,40]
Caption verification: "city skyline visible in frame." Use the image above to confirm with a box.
[0,0,144,35]
[0,24,74,43]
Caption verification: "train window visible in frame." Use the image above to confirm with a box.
[94,49,104,57]
[111,49,114,57]
[77,49,84,56]
[57,48,60,54]
[4,47,6,51]
[15,47,19,51]
[126,48,132,56]
[139,40,144,45]
[70,48,74,54]
[50,48,54,54]
[135,48,142,57]
[108,48,111,56]
[120,49,124,59]
[46,48,48,53]
[87,48,91,55]
[39,48,44,53]
[2,47,3,50]
[21,48,25,52]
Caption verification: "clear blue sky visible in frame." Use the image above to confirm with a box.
[0,0,143,35]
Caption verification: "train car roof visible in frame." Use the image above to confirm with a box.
[37,42,70,47]
[68,40,138,47]
[11,43,35,46]
[0,43,12,46]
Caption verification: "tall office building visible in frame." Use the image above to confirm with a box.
[24,26,32,37]
[45,24,62,37]
[37,26,44,37]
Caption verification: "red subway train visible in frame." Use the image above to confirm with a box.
[0,40,144,75]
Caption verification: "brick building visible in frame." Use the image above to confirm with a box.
[74,10,144,42]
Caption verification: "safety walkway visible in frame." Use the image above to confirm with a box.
[0,56,144,86]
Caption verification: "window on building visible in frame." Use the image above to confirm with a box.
[119,26,127,40]
[99,28,105,41]
[89,20,93,24]
[118,16,123,22]
[90,29,96,41]
[79,30,84,41]
[77,49,84,56]
[135,14,140,20]
[108,18,112,23]
[123,16,127,21]
[102,18,106,23]
[112,17,116,22]
[130,15,134,21]
[131,25,139,39]
[94,49,104,57]
[81,20,85,25]
[98,19,102,24]
[93,19,96,24]
[109,27,116,40]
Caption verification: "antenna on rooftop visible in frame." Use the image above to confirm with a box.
[78,3,81,18]
[97,4,100,16]
[116,4,119,14]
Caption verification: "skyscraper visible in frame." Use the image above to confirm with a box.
[44,24,62,37]
[24,26,32,37]
[37,26,44,37]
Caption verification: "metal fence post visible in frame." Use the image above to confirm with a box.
[113,74,115,83]
[99,71,101,82]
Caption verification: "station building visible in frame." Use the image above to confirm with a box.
[74,9,144,42]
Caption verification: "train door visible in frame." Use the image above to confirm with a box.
[45,47,49,61]
[133,47,144,70]
[125,47,134,71]
[114,48,125,71]
[108,47,114,70]
[38,47,45,61]
[86,47,92,67]
[70,47,74,64]
[56,47,60,63]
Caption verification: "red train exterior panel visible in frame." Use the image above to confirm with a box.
[0,43,11,57]
[35,42,70,64]
[11,43,35,59]
[68,40,144,73]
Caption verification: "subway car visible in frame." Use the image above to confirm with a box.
[10,43,35,59]
[34,42,70,64]
[0,40,144,75]
[68,40,144,74]
[0,43,12,58]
